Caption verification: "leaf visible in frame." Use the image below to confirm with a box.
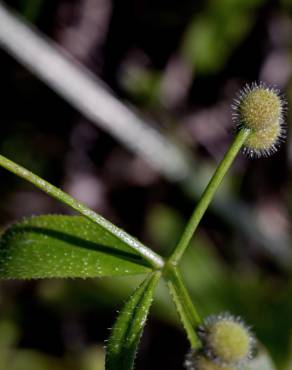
[0,155,164,270]
[0,215,153,279]
[106,272,160,370]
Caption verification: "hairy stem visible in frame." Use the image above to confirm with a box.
[165,265,202,348]
[0,154,164,269]
[168,129,250,265]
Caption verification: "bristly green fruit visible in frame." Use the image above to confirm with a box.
[232,82,286,158]
[197,313,255,368]
[243,120,285,158]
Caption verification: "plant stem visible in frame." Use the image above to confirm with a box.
[165,265,202,348]
[0,154,164,269]
[168,129,250,265]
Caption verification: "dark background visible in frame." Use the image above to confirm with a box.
[0,0,292,369]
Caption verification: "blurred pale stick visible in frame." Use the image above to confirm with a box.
[0,2,291,267]
[0,2,189,181]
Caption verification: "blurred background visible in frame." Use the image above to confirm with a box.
[0,0,292,369]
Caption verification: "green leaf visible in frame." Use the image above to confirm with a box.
[106,272,160,370]
[0,215,153,279]
[0,154,164,269]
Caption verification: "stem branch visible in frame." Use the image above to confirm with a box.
[168,129,250,265]
[165,265,202,348]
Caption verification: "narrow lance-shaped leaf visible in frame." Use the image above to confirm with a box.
[106,272,160,370]
[0,154,164,270]
[0,215,153,279]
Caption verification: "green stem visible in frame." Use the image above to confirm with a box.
[165,265,202,348]
[168,129,250,265]
[0,154,164,269]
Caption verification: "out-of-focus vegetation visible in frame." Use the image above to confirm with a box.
[0,0,292,369]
